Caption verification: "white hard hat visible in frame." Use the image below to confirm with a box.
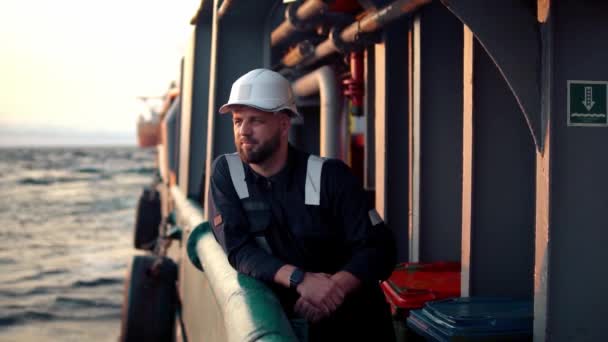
[219,68,300,118]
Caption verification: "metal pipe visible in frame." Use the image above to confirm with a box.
[292,66,343,159]
[283,0,430,67]
[343,51,364,110]
[217,0,234,19]
[271,0,327,47]
[281,41,315,67]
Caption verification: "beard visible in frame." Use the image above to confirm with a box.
[236,132,281,164]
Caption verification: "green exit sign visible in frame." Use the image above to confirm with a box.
[568,80,608,127]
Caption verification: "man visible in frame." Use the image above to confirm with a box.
[209,68,396,341]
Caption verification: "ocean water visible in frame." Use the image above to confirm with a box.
[0,146,156,341]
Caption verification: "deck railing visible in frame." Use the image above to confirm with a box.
[171,187,297,342]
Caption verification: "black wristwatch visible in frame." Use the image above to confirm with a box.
[289,268,305,289]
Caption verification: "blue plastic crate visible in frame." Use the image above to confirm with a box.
[407,297,533,341]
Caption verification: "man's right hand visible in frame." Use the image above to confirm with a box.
[296,272,345,315]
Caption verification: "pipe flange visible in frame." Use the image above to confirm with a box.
[354,29,383,46]
[330,23,358,53]
[331,21,384,54]
[287,1,322,31]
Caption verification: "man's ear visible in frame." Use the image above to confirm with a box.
[280,113,292,134]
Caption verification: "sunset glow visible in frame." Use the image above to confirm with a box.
[0,0,198,145]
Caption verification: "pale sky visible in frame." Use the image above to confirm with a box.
[0,0,198,145]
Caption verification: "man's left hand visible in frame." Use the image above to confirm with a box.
[295,272,345,314]
[294,271,362,323]
[294,297,329,323]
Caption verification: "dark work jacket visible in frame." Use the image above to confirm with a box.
[209,146,397,341]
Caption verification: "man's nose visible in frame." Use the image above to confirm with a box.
[238,120,252,136]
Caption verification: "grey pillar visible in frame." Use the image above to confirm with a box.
[462,32,535,298]
[542,2,608,341]
[417,2,463,263]
[179,17,212,202]
[374,17,411,262]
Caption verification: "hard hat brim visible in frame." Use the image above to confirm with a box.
[219,100,301,118]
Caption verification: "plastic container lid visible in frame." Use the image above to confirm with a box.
[381,262,461,310]
[407,297,533,341]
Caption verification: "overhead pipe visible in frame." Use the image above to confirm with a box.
[280,41,315,68]
[271,0,328,47]
[283,0,431,67]
[217,0,234,19]
[292,66,343,159]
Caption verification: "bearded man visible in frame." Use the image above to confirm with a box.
[208,68,396,341]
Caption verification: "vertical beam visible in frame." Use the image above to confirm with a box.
[176,28,193,330]
[534,117,551,341]
[364,46,376,190]
[203,0,221,218]
[175,58,184,185]
[461,26,474,297]
[179,28,196,196]
[407,23,414,264]
[374,43,387,221]
[418,2,463,263]
[538,0,550,23]
[189,22,212,201]
[374,17,411,262]
[179,21,212,201]
[534,4,552,340]
[410,14,421,262]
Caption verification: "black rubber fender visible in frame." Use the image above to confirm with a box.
[120,255,178,342]
[134,186,161,250]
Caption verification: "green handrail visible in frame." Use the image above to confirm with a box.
[171,187,297,342]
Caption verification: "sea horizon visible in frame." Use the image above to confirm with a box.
[0,124,137,148]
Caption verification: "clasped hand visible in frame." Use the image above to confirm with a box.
[293,273,345,323]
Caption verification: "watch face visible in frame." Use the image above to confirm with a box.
[290,269,304,288]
